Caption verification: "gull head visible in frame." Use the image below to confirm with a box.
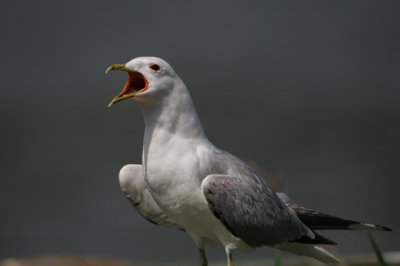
[106,56,177,107]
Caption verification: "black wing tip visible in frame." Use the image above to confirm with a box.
[292,204,393,232]
[378,225,393,232]
[348,222,393,232]
[367,223,392,231]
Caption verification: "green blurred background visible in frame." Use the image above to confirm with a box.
[0,0,399,263]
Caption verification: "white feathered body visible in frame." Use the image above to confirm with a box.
[140,79,250,248]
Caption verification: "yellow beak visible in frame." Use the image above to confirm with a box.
[106,64,149,107]
[105,63,128,74]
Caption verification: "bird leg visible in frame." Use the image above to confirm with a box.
[225,247,234,266]
[198,248,208,266]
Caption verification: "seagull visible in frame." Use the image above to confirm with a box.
[106,56,391,266]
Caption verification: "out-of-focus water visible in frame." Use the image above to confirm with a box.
[0,1,399,263]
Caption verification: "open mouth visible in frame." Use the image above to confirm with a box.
[119,71,148,97]
[107,63,149,107]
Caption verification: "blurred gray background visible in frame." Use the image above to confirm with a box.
[0,0,399,263]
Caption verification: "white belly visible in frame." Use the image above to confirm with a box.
[143,157,250,250]
[142,132,251,250]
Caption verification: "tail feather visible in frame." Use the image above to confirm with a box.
[277,242,340,264]
[274,193,391,264]
[293,231,337,245]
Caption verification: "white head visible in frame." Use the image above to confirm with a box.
[106,56,179,107]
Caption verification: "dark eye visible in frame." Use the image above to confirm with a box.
[149,64,161,72]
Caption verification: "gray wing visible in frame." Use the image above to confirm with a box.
[201,174,313,247]
[119,164,183,231]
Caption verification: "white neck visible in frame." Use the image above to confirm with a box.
[140,78,207,166]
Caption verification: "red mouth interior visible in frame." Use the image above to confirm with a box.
[120,71,148,96]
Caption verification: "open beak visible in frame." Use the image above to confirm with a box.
[106,64,149,107]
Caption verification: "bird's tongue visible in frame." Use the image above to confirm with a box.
[120,72,147,96]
